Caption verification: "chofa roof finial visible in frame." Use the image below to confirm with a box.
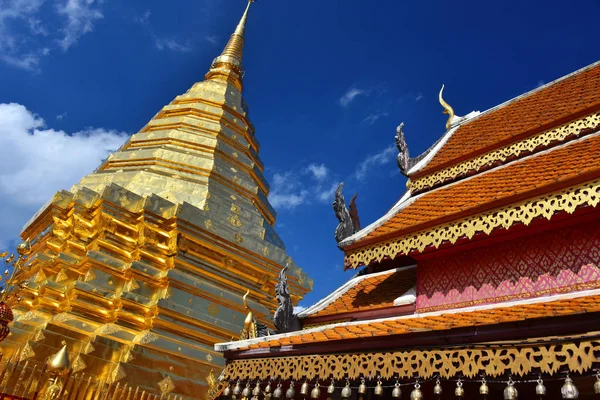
[439,84,455,131]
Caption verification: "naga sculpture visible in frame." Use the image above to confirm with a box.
[273,267,301,333]
[333,183,361,244]
[395,122,410,176]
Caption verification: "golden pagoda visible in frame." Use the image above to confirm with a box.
[0,1,312,399]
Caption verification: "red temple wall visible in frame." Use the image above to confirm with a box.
[416,219,600,312]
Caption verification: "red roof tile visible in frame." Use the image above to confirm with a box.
[358,133,600,242]
[311,268,416,317]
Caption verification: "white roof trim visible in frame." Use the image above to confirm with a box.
[407,60,600,175]
[214,288,600,352]
[340,190,417,246]
[298,266,416,318]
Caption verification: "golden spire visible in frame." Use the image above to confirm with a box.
[205,0,256,89]
[439,84,455,131]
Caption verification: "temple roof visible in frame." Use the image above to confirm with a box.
[299,267,415,319]
[215,288,600,352]
[411,61,600,177]
[339,130,600,266]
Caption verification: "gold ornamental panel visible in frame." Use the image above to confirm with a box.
[408,112,600,192]
[345,178,600,268]
[221,339,600,381]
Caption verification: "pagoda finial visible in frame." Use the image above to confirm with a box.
[205,0,256,89]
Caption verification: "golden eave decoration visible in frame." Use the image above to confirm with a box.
[220,337,600,381]
[439,84,455,131]
[344,178,600,268]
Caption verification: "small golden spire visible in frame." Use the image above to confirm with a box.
[47,344,70,376]
[206,0,256,89]
[439,84,455,131]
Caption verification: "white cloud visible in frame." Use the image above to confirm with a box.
[0,102,127,245]
[56,0,104,51]
[306,163,329,181]
[56,112,68,120]
[269,172,308,210]
[415,93,424,101]
[155,37,191,52]
[354,145,396,180]
[293,306,306,314]
[339,88,366,107]
[205,35,219,46]
[134,9,151,25]
[315,181,338,203]
[362,112,389,125]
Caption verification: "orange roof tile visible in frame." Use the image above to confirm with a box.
[359,133,600,243]
[229,293,600,351]
[417,62,600,176]
[311,268,416,317]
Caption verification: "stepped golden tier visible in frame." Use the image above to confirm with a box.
[0,1,312,399]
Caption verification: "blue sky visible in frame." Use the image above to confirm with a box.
[0,0,599,308]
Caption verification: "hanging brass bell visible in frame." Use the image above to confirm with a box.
[273,384,283,399]
[392,382,402,399]
[234,382,243,396]
[561,376,579,399]
[503,378,518,400]
[327,381,335,395]
[223,384,232,398]
[242,383,252,399]
[374,380,384,396]
[410,382,422,400]
[265,382,273,395]
[536,377,546,397]
[479,377,489,396]
[341,381,352,399]
[455,380,464,398]
[594,373,600,394]
[433,378,442,396]
[286,382,296,399]
[311,383,321,399]
[301,381,309,396]
[253,382,262,397]
[358,378,367,395]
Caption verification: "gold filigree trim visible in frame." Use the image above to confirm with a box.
[408,112,600,192]
[345,178,600,268]
[221,339,600,380]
